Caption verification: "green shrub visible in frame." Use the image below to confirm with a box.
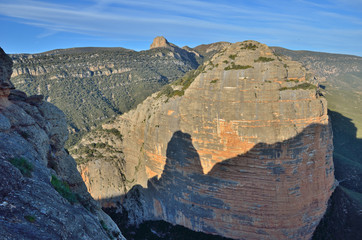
[19,131,30,140]
[229,54,237,60]
[100,220,109,231]
[156,85,173,98]
[285,79,299,83]
[9,157,33,177]
[279,82,317,91]
[224,62,253,71]
[94,143,107,148]
[156,85,184,98]
[207,61,215,70]
[103,128,122,140]
[24,215,36,223]
[156,64,206,99]
[210,79,218,84]
[51,175,78,204]
[241,43,257,50]
[254,57,275,62]
[100,220,115,239]
[223,60,229,64]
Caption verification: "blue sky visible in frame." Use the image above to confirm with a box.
[0,0,361,56]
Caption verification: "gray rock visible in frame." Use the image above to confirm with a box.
[8,89,27,101]
[25,94,44,105]
[0,48,125,239]
[0,113,10,131]
[0,47,14,89]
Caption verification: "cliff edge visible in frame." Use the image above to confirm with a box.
[73,41,335,239]
[0,47,125,240]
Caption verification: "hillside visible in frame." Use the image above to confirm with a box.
[271,47,362,239]
[10,37,202,147]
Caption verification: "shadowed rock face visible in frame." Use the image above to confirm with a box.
[0,48,14,101]
[75,41,335,239]
[0,48,14,90]
[123,127,334,239]
[0,48,125,239]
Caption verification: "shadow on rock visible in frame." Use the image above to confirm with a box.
[313,110,362,240]
[109,123,335,239]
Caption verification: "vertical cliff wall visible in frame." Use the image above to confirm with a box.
[74,41,335,239]
[0,47,125,240]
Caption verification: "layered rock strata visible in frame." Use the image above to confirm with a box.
[0,47,125,240]
[74,41,335,239]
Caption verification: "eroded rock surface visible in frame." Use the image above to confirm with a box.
[0,47,125,240]
[74,41,335,239]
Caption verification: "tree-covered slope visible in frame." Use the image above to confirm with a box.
[10,43,201,146]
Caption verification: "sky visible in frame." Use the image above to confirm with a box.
[0,0,361,56]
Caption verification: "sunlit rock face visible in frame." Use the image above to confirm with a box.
[150,36,172,49]
[77,41,335,239]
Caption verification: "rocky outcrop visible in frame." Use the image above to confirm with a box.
[0,47,125,240]
[150,36,173,49]
[74,41,335,239]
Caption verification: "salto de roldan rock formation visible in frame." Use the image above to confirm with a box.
[75,41,335,239]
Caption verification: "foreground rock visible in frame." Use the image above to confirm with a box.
[74,41,335,239]
[0,47,125,240]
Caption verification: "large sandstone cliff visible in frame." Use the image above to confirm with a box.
[0,47,125,240]
[73,41,335,239]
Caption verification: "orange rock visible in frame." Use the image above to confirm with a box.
[79,41,335,239]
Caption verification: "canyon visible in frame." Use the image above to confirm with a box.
[72,41,335,239]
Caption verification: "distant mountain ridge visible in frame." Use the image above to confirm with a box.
[10,37,205,146]
[14,47,134,57]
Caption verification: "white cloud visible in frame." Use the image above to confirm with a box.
[0,0,361,55]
